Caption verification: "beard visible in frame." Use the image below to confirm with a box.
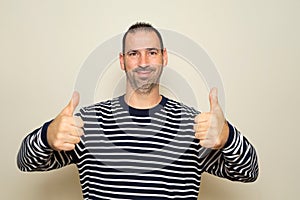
[125,64,163,94]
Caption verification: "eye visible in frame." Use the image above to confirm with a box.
[148,50,158,56]
[127,51,138,57]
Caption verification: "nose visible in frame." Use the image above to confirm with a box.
[138,51,149,67]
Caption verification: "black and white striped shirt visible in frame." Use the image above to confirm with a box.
[17,95,259,199]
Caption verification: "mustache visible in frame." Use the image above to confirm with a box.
[133,66,156,73]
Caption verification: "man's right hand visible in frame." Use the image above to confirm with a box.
[47,91,84,151]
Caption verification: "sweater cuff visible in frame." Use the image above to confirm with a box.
[40,120,53,149]
[222,121,235,150]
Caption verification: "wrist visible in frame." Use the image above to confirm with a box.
[41,120,53,149]
[214,120,229,149]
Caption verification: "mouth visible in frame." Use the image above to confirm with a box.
[136,70,152,79]
[137,70,152,74]
[134,67,155,78]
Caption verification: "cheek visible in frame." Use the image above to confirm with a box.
[156,56,165,65]
[124,60,138,70]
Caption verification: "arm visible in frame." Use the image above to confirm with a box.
[201,122,259,182]
[17,121,76,171]
[17,92,84,172]
[194,88,259,182]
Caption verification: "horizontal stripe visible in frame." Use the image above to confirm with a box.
[17,95,259,199]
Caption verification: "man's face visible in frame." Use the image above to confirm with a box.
[120,30,168,94]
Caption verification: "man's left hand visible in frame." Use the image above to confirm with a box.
[194,88,229,149]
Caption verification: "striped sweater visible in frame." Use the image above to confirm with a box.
[17,95,259,200]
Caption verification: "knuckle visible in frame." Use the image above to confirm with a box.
[193,124,197,131]
[199,140,206,147]
[62,116,72,125]
[71,136,80,144]
[53,141,61,149]
[75,117,84,127]
[66,144,75,151]
[69,144,76,150]
[61,116,68,123]
[75,137,81,143]
[55,132,64,140]
[75,116,84,126]
[78,128,84,136]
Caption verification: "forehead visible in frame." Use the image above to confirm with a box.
[124,30,160,51]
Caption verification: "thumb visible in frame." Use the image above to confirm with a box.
[209,87,219,112]
[62,91,80,116]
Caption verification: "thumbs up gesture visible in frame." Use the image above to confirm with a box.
[194,88,229,149]
[47,91,84,151]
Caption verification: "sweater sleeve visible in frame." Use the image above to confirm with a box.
[201,122,259,182]
[17,120,76,172]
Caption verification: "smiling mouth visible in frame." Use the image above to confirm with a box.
[135,67,154,74]
[137,70,151,74]
[136,70,152,79]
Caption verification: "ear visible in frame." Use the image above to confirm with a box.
[162,48,168,67]
[119,53,126,71]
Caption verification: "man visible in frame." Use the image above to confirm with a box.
[17,22,259,199]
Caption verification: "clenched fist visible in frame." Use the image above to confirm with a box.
[47,91,84,151]
[194,88,229,149]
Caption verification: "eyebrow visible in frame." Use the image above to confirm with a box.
[126,47,160,52]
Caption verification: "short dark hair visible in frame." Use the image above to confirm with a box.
[122,22,164,53]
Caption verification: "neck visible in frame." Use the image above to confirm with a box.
[125,85,161,109]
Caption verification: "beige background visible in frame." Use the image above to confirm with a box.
[1,0,299,199]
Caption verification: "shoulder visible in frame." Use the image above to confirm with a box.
[163,96,200,116]
[78,96,122,115]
